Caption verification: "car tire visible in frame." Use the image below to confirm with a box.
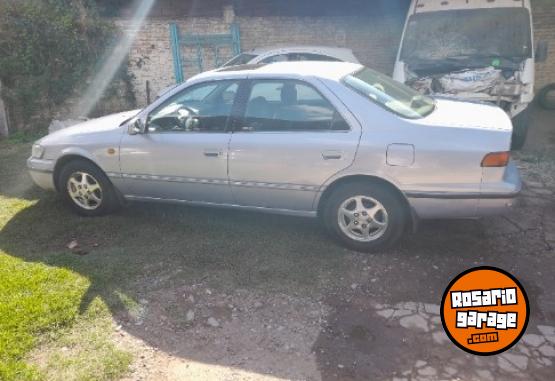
[538,83,555,110]
[511,108,530,151]
[58,159,120,216]
[322,182,407,252]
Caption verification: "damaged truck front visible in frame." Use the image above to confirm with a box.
[393,0,548,150]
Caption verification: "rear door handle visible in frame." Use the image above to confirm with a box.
[204,149,222,157]
[322,150,343,160]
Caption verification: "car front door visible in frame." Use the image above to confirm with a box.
[119,80,239,204]
[228,78,361,212]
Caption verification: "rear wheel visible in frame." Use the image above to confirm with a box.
[511,108,530,151]
[322,182,407,252]
[58,159,120,216]
[538,84,555,110]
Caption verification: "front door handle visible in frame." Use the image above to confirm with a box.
[204,149,222,157]
[322,150,343,160]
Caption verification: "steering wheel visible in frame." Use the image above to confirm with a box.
[176,106,198,130]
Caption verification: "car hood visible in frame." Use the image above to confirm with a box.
[416,98,512,132]
[42,110,141,142]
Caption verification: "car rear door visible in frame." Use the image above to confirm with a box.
[228,77,361,212]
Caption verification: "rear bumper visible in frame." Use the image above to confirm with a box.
[477,196,520,216]
[407,194,519,220]
[406,161,521,219]
[477,160,522,216]
[27,157,56,191]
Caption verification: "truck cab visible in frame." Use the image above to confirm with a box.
[393,0,548,149]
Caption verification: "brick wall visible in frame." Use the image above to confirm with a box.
[533,4,555,91]
[120,3,555,107]
[118,19,176,104]
[237,14,404,74]
[119,9,405,106]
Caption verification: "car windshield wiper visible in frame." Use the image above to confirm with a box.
[443,54,525,64]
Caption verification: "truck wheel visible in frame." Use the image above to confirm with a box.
[58,159,120,216]
[538,84,555,110]
[322,182,407,252]
[511,108,530,151]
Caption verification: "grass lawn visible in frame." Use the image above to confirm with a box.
[0,140,349,380]
[0,142,132,380]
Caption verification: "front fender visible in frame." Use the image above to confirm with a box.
[58,147,100,166]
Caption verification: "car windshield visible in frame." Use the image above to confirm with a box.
[344,67,435,119]
[400,8,532,63]
[222,53,257,67]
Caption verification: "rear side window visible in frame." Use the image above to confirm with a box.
[239,80,349,132]
[344,67,435,119]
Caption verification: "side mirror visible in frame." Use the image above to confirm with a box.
[128,118,146,135]
[536,40,549,63]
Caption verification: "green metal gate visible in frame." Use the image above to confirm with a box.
[169,23,241,84]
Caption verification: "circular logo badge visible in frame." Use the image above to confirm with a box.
[441,267,529,356]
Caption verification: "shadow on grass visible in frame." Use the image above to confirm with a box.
[2,187,554,379]
[0,194,351,307]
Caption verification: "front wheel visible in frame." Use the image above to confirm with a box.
[58,159,120,216]
[322,182,407,252]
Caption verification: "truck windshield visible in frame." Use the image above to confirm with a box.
[400,8,532,62]
[344,67,435,119]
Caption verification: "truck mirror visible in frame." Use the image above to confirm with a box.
[536,40,549,63]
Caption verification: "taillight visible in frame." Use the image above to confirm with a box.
[481,151,510,167]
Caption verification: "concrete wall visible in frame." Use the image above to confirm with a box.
[120,3,555,107]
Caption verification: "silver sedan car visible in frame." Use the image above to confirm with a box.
[28,62,521,251]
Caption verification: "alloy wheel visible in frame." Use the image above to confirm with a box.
[67,171,103,210]
[337,195,389,242]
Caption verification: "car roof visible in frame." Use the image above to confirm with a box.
[190,61,363,82]
[247,45,355,55]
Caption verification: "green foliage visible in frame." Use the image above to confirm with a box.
[6,130,45,144]
[0,0,122,132]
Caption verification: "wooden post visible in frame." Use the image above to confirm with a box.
[0,80,9,138]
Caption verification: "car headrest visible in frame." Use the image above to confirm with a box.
[281,84,298,106]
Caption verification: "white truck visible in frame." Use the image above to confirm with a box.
[393,0,548,149]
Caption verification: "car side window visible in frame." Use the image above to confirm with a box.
[260,54,289,64]
[287,53,342,62]
[147,81,238,133]
[241,80,349,132]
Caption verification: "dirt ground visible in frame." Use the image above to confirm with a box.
[113,106,555,381]
[2,106,555,381]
